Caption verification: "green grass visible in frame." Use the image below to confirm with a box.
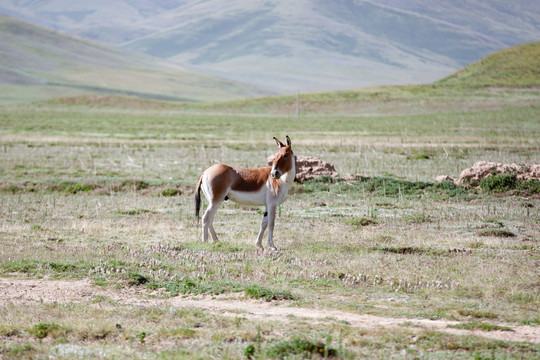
[244,284,296,301]
[28,323,67,339]
[480,174,518,193]
[344,216,378,228]
[0,55,539,358]
[480,174,540,195]
[302,176,474,202]
[154,278,246,297]
[457,309,498,320]
[438,41,540,88]
[262,335,338,358]
[476,228,517,238]
[5,343,36,358]
[448,322,514,332]
[0,178,185,196]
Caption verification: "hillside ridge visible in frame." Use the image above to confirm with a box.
[0,14,272,104]
[438,41,540,88]
[2,0,539,92]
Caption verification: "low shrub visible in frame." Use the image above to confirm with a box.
[126,272,150,286]
[244,285,295,301]
[29,323,66,339]
[264,335,337,359]
[161,188,182,196]
[480,174,517,193]
[155,279,244,296]
[517,179,540,194]
[344,217,377,228]
[477,228,516,238]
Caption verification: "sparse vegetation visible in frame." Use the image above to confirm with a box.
[344,216,378,228]
[0,45,539,358]
[29,323,66,339]
[476,228,517,238]
[244,285,296,301]
[263,335,338,359]
[127,272,150,286]
[448,322,514,332]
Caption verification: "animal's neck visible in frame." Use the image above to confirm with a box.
[281,157,296,186]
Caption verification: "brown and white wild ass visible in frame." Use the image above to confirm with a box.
[195,136,295,250]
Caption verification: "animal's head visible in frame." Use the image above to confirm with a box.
[271,135,294,180]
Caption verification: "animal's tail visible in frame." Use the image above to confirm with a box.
[194,173,203,221]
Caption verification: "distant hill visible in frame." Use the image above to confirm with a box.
[40,43,540,118]
[0,15,271,104]
[2,0,539,93]
[198,42,540,114]
[437,41,540,88]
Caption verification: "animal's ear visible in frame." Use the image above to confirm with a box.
[286,135,291,147]
[273,137,284,148]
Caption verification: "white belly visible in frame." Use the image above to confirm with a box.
[227,187,267,206]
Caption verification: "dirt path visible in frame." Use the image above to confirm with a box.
[1,278,538,344]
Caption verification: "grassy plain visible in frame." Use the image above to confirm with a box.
[0,79,539,358]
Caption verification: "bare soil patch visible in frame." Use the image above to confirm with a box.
[1,277,538,344]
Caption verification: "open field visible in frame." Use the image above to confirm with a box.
[0,80,539,359]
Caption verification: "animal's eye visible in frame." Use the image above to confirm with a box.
[283,154,288,158]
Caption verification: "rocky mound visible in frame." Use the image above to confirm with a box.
[267,155,338,183]
[437,162,540,184]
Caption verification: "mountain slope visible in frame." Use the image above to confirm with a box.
[2,0,539,92]
[0,0,183,43]
[375,0,540,46]
[34,42,540,119]
[0,15,271,104]
[437,41,540,88]
[120,0,464,91]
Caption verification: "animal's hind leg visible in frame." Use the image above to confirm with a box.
[202,201,221,242]
[255,209,269,249]
[201,205,210,242]
[208,212,219,242]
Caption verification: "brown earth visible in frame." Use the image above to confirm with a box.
[1,278,538,344]
[267,155,339,183]
[436,162,540,184]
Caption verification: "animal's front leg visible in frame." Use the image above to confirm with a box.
[255,209,268,250]
[266,203,278,250]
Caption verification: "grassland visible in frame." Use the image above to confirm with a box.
[438,41,540,88]
[1,47,540,357]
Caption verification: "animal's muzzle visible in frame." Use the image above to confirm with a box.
[271,167,281,179]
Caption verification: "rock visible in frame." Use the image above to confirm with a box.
[267,155,339,183]
[518,164,540,181]
[456,161,540,184]
[342,174,367,182]
[436,175,455,183]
